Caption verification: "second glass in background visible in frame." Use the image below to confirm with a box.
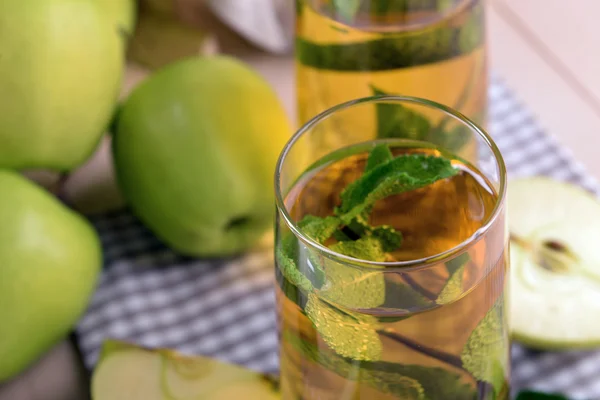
[296,0,487,159]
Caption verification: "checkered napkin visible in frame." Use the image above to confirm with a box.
[76,75,600,398]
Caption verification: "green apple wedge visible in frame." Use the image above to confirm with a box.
[0,0,125,171]
[509,177,600,349]
[92,340,280,400]
[0,171,102,382]
[113,56,291,257]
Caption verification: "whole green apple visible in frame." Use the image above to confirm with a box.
[113,56,291,257]
[0,0,125,171]
[0,171,102,382]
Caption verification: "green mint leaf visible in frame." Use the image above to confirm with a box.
[331,0,362,22]
[429,123,474,155]
[346,216,370,237]
[276,246,313,294]
[371,85,431,140]
[285,330,475,400]
[461,296,509,397]
[333,228,354,242]
[516,391,571,400]
[438,253,471,304]
[336,153,458,223]
[371,225,403,252]
[298,215,342,244]
[296,2,484,71]
[379,280,431,321]
[445,252,471,275]
[436,265,465,305]
[330,236,387,262]
[305,293,382,361]
[320,261,385,309]
[366,143,394,171]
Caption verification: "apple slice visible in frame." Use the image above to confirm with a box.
[509,177,600,349]
[92,340,279,399]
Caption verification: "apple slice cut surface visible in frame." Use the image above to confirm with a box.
[509,177,600,349]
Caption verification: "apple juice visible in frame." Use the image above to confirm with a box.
[296,0,487,160]
[275,141,509,399]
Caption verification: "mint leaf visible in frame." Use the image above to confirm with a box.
[285,330,475,400]
[436,265,465,305]
[516,391,570,400]
[438,253,471,304]
[331,0,362,22]
[336,153,458,223]
[305,293,382,361]
[371,85,478,154]
[366,143,394,171]
[298,215,341,244]
[429,124,474,155]
[371,85,431,140]
[445,252,470,275]
[330,236,387,262]
[276,245,313,294]
[320,261,385,309]
[461,296,509,397]
[381,279,431,312]
[371,225,403,252]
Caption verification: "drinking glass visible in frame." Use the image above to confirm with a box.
[295,0,487,160]
[274,95,509,399]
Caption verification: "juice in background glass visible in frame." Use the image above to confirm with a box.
[295,0,487,159]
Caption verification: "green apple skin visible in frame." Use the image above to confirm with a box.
[0,0,125,171]
[104,0,138,37]
[113,56,291,257]
[0,170,102,382]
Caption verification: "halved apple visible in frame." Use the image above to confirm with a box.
[92,340,279,399]
[508,177,600,349]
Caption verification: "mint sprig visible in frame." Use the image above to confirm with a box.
[336,152,457,223]
[296,143,457,262]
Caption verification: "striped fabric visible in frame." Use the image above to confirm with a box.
[76,75,600,399]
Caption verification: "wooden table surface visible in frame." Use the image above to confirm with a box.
[2,1,600,398]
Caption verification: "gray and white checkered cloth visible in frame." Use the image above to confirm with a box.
[76,75,600,399]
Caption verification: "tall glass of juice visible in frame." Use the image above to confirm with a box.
[275,95,508,399]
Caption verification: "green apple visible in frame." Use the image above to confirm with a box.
[0,0,125,171]
[0,171,102,382]
[509,177,600,349]
[113,56,291,257]
[92,340,280,399]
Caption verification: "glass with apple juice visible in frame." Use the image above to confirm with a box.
[274,96,509,399]
[296,0,487,161]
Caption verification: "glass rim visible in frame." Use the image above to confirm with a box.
[274,94,507,272]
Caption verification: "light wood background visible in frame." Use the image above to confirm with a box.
[2,0,599,398]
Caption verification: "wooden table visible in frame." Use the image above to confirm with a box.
[2,1,600,398]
